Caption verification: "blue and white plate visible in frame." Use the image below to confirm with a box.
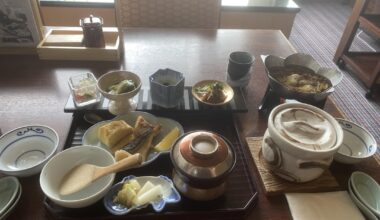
[103,175,181,215]
[0,125,59,177]
[82,111,184,167]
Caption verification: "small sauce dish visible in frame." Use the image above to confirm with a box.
[103,175,181,215]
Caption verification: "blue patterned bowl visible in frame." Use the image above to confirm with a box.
[104,175,181,215]
[150,68,185,108]
[334,118,377,164]
[0,125,59,177]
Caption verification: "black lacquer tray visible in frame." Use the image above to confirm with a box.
[45,111,257,220]
[64,86,248,113]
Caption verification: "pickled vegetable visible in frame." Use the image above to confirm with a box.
[109,79,136,94]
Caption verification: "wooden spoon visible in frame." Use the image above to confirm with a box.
[59,153,142,196]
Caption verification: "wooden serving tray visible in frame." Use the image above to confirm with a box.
[37,28,120,61]
[246,137,340,196]
[64,87,248,113]
[45,112,258,219]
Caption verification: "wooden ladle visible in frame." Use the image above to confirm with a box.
[59,153,142,196]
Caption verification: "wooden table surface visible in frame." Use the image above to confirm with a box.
[0,28,379,220]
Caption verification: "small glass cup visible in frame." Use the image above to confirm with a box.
[68,72,100,107]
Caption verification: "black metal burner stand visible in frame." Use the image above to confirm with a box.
[258,85,328,115]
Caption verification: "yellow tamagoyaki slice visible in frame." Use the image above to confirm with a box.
[153,127,180,152]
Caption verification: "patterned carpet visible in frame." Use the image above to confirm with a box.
[290,0,380,150]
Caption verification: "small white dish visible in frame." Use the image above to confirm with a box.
[0,125,59,177]
[82,111,184,166]
[68,72,100,108]
[0,176,20,216]
[348,179,378,220]
[40,146,115,208]
[334,118,377,164]
[103,175,181,215]
[350,171,380,218]
[97,70,142,115]
[0,178,21,219]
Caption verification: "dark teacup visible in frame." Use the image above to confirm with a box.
[227,51,254,80]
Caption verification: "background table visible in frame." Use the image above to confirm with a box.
[0,28,378,220]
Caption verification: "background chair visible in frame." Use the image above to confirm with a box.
[115,0,221,28]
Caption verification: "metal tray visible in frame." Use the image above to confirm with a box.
[44,111,258,220]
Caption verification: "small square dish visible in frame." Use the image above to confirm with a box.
[149,68,185,108]
[103,175,181,215]
[68,72,100,107]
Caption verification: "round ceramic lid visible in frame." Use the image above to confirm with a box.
[273,107,337,151]
[171,131,235,180]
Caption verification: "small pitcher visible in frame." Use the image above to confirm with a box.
[80,15,105,48]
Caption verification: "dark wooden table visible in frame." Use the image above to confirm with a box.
[0,28,379,220]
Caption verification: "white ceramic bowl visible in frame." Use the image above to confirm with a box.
[97,70,142,115]
[40,146,115,208]
[334,118,377,164]
[265,103,343,182]
[0,125,59,177]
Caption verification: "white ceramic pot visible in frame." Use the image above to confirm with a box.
[262,103,343,182]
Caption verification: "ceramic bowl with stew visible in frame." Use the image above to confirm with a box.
[40,146,115,208]
[334,118,377,164]
[262,103,343,182]
[0,125,59,177]
[97,70,142,115]
[264,53,342,103]
[170,131,236,201]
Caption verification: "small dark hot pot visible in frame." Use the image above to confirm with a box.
[170,131,236,201]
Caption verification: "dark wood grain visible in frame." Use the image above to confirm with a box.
[247,137,340,196]
[0,28,378,220]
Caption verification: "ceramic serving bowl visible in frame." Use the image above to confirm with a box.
[103,175,181,215]
[263,103,343,182]
[170,131,236,201]
[264,53,343,103]
[150,68,185,108]
[97,70,142,115]
[350,171,380,218]
[0,125,59,177]
[334,118,377,164]
[192,80,234,106]
[40,146,115,208]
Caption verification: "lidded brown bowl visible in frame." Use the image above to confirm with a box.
[170,130,236,200]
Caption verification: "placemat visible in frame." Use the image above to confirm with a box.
[246,137,340,196]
